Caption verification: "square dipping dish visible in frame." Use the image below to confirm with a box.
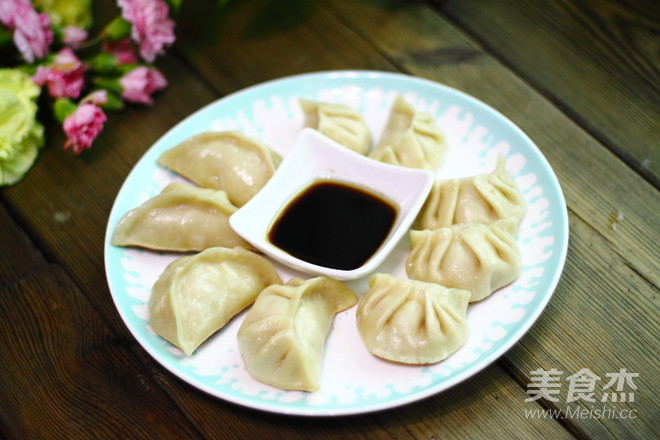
[230,128,434,280]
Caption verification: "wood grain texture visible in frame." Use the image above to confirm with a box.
[435,0,660,186]
[503,213,658,439]
[0,265,200,439]
[173,0,398,93]
[0,203,46,286]
[143,361,573,440]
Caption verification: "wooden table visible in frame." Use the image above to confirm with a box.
[1,1,657,438]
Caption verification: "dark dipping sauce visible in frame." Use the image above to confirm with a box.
[268,180,398,271]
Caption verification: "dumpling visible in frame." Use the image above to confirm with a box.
[356,273,470,365]
[149,246,282,356]
[369,95,445,170]
[406,218,521,302]
[237,276,358,392]
[414,156,526,230]
[111,182,254,251]
[300,99,371,154]
[157,131,282,206]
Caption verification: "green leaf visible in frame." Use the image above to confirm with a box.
[86,53,120,72]
[165,0,184,13]
[91,76,122,94]
[100,91,125,112]
[103,17,132,41]
[0,26,12,48]
[53,98,77,122]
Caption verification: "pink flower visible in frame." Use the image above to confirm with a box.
[102,38,138,64]
[33,48,86,99]
[117,0,175,63]
[0,0,53,63]
[62,26,88,48]
[119,66,167,105]
[82,90,109,106]
[63,103,107,154]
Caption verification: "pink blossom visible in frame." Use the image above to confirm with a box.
[0,0,53,63]
[33,48,86,99]
[119,66,167,105]
[82,90,109,106]
[117,0,175,63]
[102,38,138,64]
[63,104,107,154]
[62,26,88,48]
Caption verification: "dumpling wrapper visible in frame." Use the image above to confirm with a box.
[414,156,526,230]
[111,182,254,252]
[369,95,445,170]
[406,219,521,302]
[357,274,470,365]
[300,99,371,155]
[157,131,282,207]
[237,276,358,392]
[149,246,282,356]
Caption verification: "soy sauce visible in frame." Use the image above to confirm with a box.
[268,180,398,270]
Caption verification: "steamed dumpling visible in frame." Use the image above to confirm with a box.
[406,219,521,302]
[300,99,371,154]
[157,131,282,206]
[111,182,253,251]
[415,156,526,230]
[237,277,358,392]
[149,246,282,356]
[356,273,470,365]
[369,95,445,170]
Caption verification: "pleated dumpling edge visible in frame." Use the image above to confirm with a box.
[356,274,470,365]
[149,246,283,356]
[237,276,358,392]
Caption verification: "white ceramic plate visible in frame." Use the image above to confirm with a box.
[104,70,568,416]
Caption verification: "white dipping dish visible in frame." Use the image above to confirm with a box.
[230,128,434,280]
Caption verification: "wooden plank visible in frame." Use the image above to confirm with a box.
[321,0,659,287]
[144,360,574,440]
[0,264,200,439]
[504,213,658,439]
[359,364,574,440]
[434,0,660,186]
[0,203,45,286]
[173,0,398,93]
